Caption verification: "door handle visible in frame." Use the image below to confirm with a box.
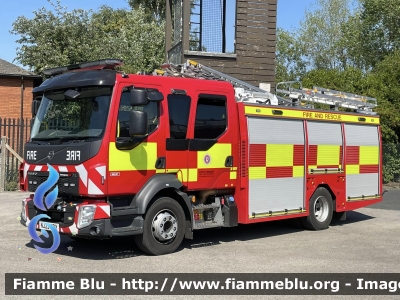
[155,157,166,169]
[225,156,233,167]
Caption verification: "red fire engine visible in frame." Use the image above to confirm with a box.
[20,59,382,255]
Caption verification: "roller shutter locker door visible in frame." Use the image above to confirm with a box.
[345,124,379,199]
[247,117,305,216]
[307,122,343,172]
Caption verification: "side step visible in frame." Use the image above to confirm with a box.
[192,198,224,230]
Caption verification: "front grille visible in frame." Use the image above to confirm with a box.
[36,207,75,225]
[27,171,79,195]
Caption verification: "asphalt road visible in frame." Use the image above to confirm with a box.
[0,190,399,300]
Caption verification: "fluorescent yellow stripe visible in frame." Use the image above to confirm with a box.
[244,106,380,124]
[197,143,231,169]
[165,169,198,182]
[317,145,340,166]
[346,165,360,174]
[188,169,198,182]
[249,167,266,179]
[359,146,379,165]
[109,142,157,171]
[293,166,304,177]
[230,171,237,180]
[266,144,293,167]
[176,170,184,182]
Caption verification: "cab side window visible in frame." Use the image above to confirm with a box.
[117,89,159,138]
[194,95,227,139]
[167,94,191,139]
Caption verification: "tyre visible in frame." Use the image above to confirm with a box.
[134,197,186,255]
[301,187,333,230]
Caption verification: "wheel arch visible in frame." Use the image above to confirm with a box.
[133,174,193,230]
[151,188,192,222]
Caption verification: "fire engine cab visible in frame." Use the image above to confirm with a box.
[20,59,382,255]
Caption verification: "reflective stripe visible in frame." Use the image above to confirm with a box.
[88,179,103,195]
[244,106,380,124]
[346,165,360,175]
[75,164,88,187]
[266,144,293,167]
[316,145,340,166]
[345,146,379,174]
[249,143,304,180]
[165,168,200,182]
[182,169,198,182]
[293,166,305,177]
[249,167,266,180]
[359,146,379,165]
[197,143,231,169]
[109,142,157,171]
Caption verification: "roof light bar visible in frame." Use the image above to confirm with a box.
[43,59,124,77]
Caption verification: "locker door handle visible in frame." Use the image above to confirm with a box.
[225,156,233,167]
[155,157,166,169]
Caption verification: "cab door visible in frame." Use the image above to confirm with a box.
[164,91,192,185]
[107,83,164,195]
[186,92,237,191]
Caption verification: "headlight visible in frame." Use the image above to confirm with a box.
[21,201,26,221]
[77,205,96,229]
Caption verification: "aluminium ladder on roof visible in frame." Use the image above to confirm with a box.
[276,81,378,115]
[154,60,286,106]
[154,60,378,115]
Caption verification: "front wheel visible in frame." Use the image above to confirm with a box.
[301,187,333,230]
[134,197,186,255]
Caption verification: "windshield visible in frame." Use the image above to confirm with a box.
[31,86,112,141]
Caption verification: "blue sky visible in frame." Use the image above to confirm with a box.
[0,0,315,67]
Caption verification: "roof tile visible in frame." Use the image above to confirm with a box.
[0,58,37,76]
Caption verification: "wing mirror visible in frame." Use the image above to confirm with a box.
[31,98,41,116]
[129,110,148,136]
[130,89,163,106]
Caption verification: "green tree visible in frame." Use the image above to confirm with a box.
[276,29,307,82]
[11,0,165,75]
[359,0,400,68]
[128,0,166,20]
[339,11,367,70]
[298,0,355,70]
[364,50,400,142]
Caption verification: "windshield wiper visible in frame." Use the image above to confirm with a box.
[58,136,96,143]
[31,137,64,141]
[31,136,96,144]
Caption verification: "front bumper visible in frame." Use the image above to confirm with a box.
[20,196,143,239]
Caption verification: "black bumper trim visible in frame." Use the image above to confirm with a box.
[21,216,144,239]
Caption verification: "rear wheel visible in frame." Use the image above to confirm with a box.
[301,187,333,230]
[134,197,185,255]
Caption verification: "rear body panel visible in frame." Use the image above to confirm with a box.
[237,103,382,224]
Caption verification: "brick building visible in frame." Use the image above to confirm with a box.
[0,58,41,120]
[166,0,277,90]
